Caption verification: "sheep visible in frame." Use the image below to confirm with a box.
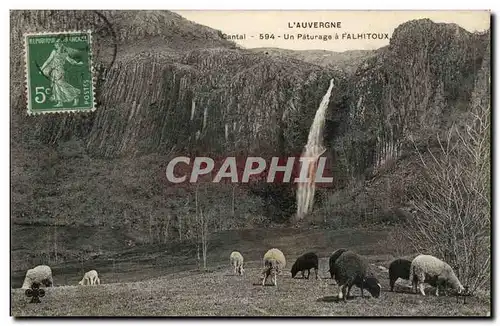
[261,248,286,286]
[388,258,412,292]
[408,254,465,296]
[291,252,319,279]
[229,251,244,275]
[332,250,381,300]
[328,248,348,279]
[79,270,100,286]
[22,265,53,289]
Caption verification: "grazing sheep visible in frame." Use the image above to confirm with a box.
[230,251,244,275]
[332,251,381,300]
[291,252,319,279]
[261,248,286,286]
[409,254,465,296]
[79,270,100,286]
[22,265,53,289]
[389,258,412,292]
[328,248,348,279]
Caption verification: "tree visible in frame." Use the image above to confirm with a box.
[405,98,490,293]
[198,209,210,270]
[194,184,212,270]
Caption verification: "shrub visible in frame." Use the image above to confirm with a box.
[404,100,490,294]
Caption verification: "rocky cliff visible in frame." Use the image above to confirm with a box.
[10,11,490,253]
[11,10,346,159]
[332,19,490,179]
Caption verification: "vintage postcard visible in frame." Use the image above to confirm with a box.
[10,10,491,317]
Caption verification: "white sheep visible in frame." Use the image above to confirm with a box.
[230,251,244,275]
[261,248,286,286]
[79,270,100,285]
[22,265,53,289]
[409,254,465,296]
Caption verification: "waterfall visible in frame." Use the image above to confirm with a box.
[296,79,334,220]
[190,100,196,121]
[203,107,208,130]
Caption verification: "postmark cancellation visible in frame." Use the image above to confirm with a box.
[24,30,96,115]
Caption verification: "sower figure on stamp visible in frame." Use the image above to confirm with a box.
[40,38,83,108]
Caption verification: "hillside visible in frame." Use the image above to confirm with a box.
[10,10,490,278]
[11,11,347,158]
[250,48,379,75]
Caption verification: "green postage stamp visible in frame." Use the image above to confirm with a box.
[24,31,96,115]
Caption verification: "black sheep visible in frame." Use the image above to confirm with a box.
[332,250,381,300]
[328,248,348,279]
[291,252,319,279]
[388,258,412,292]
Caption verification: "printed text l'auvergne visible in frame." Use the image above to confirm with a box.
[287,22,342,29]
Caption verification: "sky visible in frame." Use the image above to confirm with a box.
[174,10,491,51]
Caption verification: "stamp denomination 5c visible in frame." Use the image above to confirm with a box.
[24,31,95,115]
